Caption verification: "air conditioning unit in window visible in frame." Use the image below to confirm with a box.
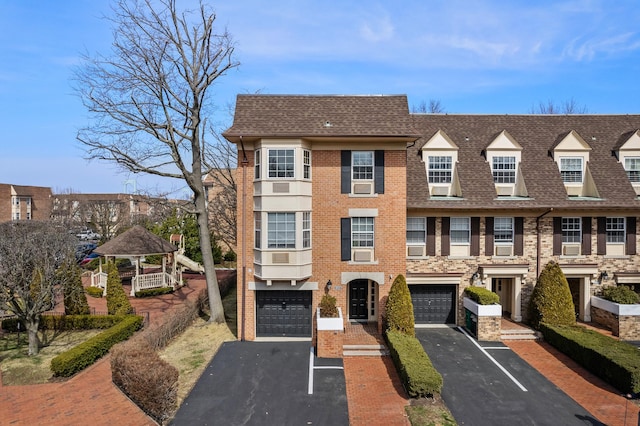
[353,183,372,194]
[353,250,372,262]
[495,186,513,196]
[495,245,512,256]
[430,186,449,196]
[407,246,425,257]
[563,245,581,256]
[271,252,290,264]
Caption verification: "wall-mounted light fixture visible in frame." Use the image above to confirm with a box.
[599,271,609,281]
[325,280,332,292]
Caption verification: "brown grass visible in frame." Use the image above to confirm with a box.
[0,330,102,385]
[405,396,457,426]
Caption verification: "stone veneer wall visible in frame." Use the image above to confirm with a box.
[476,316,501,341]
[591,305,640,341]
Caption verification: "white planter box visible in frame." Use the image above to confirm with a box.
[591,296,640,316]
[464,297,502,317]
[317,307,343,331]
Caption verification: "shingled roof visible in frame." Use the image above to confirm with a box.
[408,114,640,212]
[94,225,176,256]
[223,94,420,141]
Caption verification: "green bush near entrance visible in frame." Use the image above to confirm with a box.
[464,286,500,305]
[602,285,640,304]
[385,274,415,337]
[528,261,576,329]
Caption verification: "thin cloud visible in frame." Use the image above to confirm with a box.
[563,32,640,61]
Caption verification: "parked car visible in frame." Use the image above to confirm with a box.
[76,230,101,241]
[79,252,100,266]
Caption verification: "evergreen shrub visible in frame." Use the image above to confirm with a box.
[464,286,500,305]
[602,285,640,304]
[385,274,415,337]
[528,261,576,329]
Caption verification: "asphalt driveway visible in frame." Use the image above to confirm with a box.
[170,341,348,426]
[416,327,604,426]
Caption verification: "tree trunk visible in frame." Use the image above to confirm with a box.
[194,190,225,323]
[26,318,40,356]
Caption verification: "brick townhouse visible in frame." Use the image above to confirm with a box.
[0,183,52,221]
[224,94,640,341]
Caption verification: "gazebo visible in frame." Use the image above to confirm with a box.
[91,225,183,296]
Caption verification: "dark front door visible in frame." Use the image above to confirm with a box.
[567,278,580,318]
[349,280,368,320]
[255,290,312,337]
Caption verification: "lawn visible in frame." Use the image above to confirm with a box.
[405,396,457,426]
[0,329,102,385]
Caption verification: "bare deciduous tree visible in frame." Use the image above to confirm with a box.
[74,0,239,322]
[412,99,446,114]
[529,98,589,114]
[0,221,76,355]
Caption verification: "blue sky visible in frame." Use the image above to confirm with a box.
[1,0,640,194]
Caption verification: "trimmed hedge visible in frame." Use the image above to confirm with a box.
[385,329,443,398]
[1,314,128,332]
[540,324,640,394]
[135,287,175,298]
[50,315,143,377]
[85,286,104,298]
[602,285,640,304]
[464,286,500,305]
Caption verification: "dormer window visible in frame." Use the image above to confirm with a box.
[421,130,460,197]
[484,130,526,197]
[560,157,583,183]
[625,157,640,182]
[492,156,516,184]
[428,156,452,183]
[551,130,596,197]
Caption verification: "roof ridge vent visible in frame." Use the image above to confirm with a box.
[323,120,333,128]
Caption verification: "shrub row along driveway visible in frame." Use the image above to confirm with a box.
[416,327,601,426]
[171,341,348,425]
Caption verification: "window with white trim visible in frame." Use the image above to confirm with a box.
[352,151,373,181]
[254,214,261,249]
[303,149,311,179]
[606,217,625,243]
[268,149,294,178]
[267,212,295,248]
[302,212,311,248]
[254,150,261,179]
[406,217,426,245]
[451,217,470,244]
[492,156,516,184]
[428,156,452,183]
[562,217,581,243]
[625,157,640,183]
[494,217,514,244]
[352,217,374,248]
[560,157,583,183]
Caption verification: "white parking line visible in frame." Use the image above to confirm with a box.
[308,347,345,395]
[308,346,315,394]
[457,327,528,392]
[483,347,512,350]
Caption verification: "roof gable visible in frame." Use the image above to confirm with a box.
[485,130,522,151]
[617,129,640,151]
[552,130,592,153]
[421,129,458,150]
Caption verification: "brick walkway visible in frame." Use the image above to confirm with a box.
[506,340,640,426]
[0,272,219,426]
[344,356,410,426]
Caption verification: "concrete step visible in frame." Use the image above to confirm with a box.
[501,330,542,341]
[343,344,389,357]
[501,328,537,335]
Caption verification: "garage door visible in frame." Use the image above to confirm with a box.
[409,285,456,324]
[256,290,312,337]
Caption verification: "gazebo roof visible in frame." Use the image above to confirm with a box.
[94,225,177,256]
